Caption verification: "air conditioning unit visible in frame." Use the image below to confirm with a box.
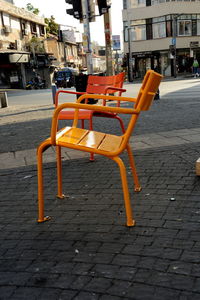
[4,26,11,33]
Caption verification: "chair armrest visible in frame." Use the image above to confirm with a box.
[51,95,139,145]
[105,86,126,94]
[75,93,137,104]
[55,89,85,107]
[104,87,127,106]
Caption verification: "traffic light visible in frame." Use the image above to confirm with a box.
[66,0,83,20]
[97,0,110,15]
[169,45,176,57]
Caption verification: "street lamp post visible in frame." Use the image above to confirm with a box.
[172,14,183,78]
[172,15,177,78]
[128,26,133,82]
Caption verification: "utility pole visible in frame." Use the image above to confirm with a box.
[81,0,93,74]
[172,14,183,78]
[104,10,113,76]
[172,15,177,78]
[128,27,133,82]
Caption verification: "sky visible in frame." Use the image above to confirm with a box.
[14,0,123,47]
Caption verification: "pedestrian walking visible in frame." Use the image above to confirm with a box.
[192,59,199,78]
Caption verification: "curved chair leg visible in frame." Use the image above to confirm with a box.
[56,146,65,199]
[126,144,141,192]
[112,156,135,227]
[37,140,52,223]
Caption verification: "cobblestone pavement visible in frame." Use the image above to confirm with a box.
[0,86,200,299]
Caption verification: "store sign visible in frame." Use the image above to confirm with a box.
[190,41,199,49]
[112,35,121,50]
[9,54,29,63]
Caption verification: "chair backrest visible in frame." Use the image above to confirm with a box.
[86,72,125,95]
[135,70,163,111]
[122,70,163,148]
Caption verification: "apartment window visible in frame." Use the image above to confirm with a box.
[197,20,200,34]
[192,20,197,35]
[177,20,192,36]
[2,13,11,27]
[31,22,37,34]
[39,25,45,36]
[129,0,146,7]
[131,20,146,40]
[166,20,172,36]
[146,18,152,39]
[152,17,166,38]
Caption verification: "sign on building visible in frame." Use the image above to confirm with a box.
[190,41,199,49]
[112,35,121,51]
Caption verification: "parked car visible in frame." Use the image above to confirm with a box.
[54,68,78,88]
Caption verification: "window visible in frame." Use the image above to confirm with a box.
[31,22,37,34]
[146,18,152,39]
[129,0,146,7]
[197,20,200,34]
[130,20,146,41]
[166,21,172,37]
[177,20,192,36]
[39,25,45,36]
[132,25,146,40]
[152,17,166,38]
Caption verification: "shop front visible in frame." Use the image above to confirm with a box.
[132,51,160,78]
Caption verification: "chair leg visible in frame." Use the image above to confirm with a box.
[112,156,135,227]
[126,144,141,192]
[37,140,52,223]
[115,115,126,133]
[56,146,65,199]
[81,119,85,129]
[89,116,95,162]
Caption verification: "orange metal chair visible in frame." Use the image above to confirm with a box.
[37,70,163,227]
[55,72,126,132]
[56,72,126,161]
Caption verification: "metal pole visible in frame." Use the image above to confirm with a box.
[116,50,119,74]
[104,11,113,76]
[81,0,93,74]
[128,27,133,82]
[172,15,177,78]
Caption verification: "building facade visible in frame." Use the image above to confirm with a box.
[0,0,51,88]
[122,0,200,77]
[0,0,85,89]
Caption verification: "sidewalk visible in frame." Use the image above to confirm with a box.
[0,98,200,299]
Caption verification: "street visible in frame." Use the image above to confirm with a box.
[4,76,200,107]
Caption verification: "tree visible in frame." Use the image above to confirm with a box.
[26,3,40,15]
[45,16,59,36]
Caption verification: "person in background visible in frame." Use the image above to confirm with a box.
[193,59,199,78]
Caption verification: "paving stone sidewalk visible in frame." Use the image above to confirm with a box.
[1,99,200,299]
[0,143,200,299]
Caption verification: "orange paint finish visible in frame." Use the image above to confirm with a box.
[37,70,163,227]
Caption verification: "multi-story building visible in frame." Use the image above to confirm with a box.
[0,0,84,89]
[122,0,200,77]
[0,0,51,88]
